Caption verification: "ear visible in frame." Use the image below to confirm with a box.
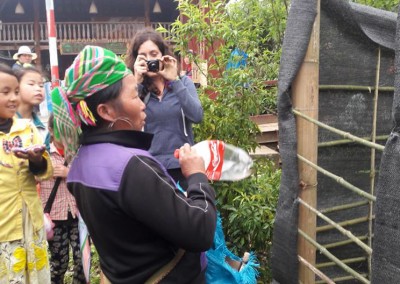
[96,103,116,123]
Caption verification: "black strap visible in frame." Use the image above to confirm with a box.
[142,92,151,105]
[145,249,185,283]
[44,161,67,214]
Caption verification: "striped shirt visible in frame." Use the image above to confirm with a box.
[39,143,78,221]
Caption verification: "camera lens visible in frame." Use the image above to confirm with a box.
[146,60,160,72]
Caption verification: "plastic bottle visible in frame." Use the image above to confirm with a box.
[175,140,253,181]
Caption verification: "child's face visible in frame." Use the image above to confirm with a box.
[0,72,19,121]
[19,71,44,106]
[184,56,190,65]
[48,127,64,149]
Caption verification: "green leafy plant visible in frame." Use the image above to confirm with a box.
[216,158,281,282]
[64,245,101,284]
[160,0,289,120]
[354,0,399,12]
[158,0,288,282]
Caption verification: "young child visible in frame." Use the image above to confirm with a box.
[39,113,86,284]
[14,67,49,149]
[181,49,194,79]
[0,63,52,282]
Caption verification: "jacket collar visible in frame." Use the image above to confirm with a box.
[16,112,45,129]
[80,130,153,151]
[9,117,31,133]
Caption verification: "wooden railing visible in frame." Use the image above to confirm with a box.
[0,21,172,43]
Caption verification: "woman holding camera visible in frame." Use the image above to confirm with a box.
[126,28,203,189]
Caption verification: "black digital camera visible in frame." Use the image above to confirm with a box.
[146,59,160,72]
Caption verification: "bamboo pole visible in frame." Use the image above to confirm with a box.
[323,235,369,249]
[317,216,373,233]
[297,155,376,201]
[298,255,335,284]
[292,1,320,282]
[321,201,369,214]
[293,109,385,151]
[318,135,388,148]
[319,84,393,92]
[317,256,367,268]
[299,199,372,254]
[368,47,380,275]
[316,273,369,284]
[298,229,370,284]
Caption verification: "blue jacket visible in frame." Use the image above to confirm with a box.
[143,76,203,169]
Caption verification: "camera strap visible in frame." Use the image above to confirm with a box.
[143,92,151,105]
[44,160,68,214]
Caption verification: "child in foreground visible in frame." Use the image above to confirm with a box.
[0,63,53,283]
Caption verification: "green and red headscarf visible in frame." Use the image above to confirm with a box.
[51,46,131,161]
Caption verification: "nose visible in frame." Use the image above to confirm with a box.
[10,91,19,101]
[140,99,146,110]
[36,84,43,91]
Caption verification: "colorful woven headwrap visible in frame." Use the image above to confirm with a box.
[51,45,132,161]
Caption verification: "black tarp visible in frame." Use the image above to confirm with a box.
[271,0,399,283]
[371,6,400,284]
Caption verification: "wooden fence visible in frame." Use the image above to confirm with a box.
[0,21,172,44]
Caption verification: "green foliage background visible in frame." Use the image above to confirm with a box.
[354,0,398,11]
[158,0,289,282]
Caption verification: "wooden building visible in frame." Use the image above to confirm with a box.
[0,0,178,75]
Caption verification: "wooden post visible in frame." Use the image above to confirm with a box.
[292,0,320,283]
[144,0,150,27]
[45,0,60,87]
[33,0,41,66]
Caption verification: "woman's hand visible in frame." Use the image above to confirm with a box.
[133,55,148,84]
[159,55,178,81]
[178,143,205,177]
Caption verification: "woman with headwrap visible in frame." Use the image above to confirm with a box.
[51,46,217,284]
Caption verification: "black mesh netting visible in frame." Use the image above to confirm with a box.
[271,0,400,283]
[371,4,400,283]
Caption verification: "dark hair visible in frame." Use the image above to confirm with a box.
[80,80,123,132]
[14,66,43,81]
[125,28,172,96]
[48,112,54,130]
[125,28,172,69]
[0,63,17,79]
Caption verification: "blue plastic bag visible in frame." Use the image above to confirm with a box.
[175,182,259,283]
[206,213,259,284]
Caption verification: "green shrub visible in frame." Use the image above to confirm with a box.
[158,0,287,282]
[64,245,101,284]
[212,158,281,283]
